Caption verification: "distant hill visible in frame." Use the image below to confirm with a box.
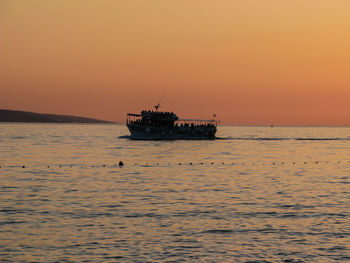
[0,109,114,123]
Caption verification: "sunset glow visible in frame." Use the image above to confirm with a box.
[2,0,350,125]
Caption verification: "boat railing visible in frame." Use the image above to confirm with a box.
[126,114,142,124]
[176,119,218,127]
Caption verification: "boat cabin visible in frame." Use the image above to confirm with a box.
[127,110,217,129]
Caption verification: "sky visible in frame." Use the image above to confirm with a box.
[1,0,350,125]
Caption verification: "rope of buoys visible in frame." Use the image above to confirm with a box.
[1,160,350,169]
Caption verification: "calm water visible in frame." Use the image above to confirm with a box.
[1,123,350,262]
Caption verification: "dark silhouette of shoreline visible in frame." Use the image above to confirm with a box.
[0,109,114,123]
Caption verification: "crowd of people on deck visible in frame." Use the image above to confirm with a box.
[175,123,216,129]
[141,110,177,119]
[130,118,215,129]
[128,110,215,129]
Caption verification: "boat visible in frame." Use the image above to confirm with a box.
[126,106,218,140]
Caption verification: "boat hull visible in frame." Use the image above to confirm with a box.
[127,123,216,140]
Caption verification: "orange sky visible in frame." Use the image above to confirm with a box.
[1,0,350,125]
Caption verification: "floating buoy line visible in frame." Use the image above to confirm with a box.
[1,160,350,170]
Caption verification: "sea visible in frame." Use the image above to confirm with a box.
[1,123,350,263]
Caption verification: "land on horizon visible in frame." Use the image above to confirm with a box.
[0,109,114,123]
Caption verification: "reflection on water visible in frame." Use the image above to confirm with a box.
[1,124,350,262]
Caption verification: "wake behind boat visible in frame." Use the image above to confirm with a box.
[126,107,218,140]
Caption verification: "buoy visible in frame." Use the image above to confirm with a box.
[119,161,124,167]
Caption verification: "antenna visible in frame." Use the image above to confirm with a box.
[154,95,164,111]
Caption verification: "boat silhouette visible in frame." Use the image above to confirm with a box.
[126,107,218,140]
